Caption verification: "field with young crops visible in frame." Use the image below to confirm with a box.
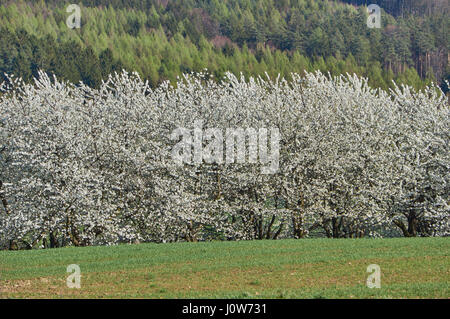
[1,238,448,299]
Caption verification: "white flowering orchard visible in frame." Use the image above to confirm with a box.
[0,70,448,249]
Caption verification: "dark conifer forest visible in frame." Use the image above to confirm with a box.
[0,0,448,91]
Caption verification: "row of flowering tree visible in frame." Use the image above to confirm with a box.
[0,70,448,249]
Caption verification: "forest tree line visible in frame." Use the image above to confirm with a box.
[0,0,448,91]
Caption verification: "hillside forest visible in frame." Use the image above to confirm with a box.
[0,0,448,92]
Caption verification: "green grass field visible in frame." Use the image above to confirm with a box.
[0,238,448,299]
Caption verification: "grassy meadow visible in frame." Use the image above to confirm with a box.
[0,238,448,299]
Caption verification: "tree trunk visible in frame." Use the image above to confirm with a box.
[393,212,418,237]
[0,181,9,215]
[50,231,58,248]
[407,212,418,237]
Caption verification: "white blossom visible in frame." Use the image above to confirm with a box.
[0,70,448,249]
